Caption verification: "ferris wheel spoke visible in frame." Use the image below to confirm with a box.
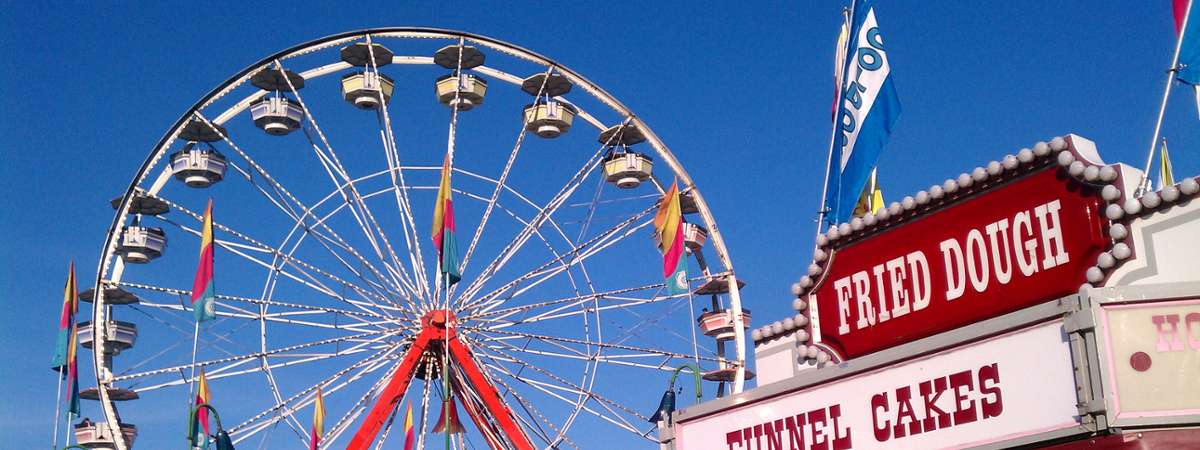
[455,65,555,293]
[193,112,415,301]
[472,348,651,440]
[464,282,663,323]
[476,362,580,450]
[220,158,410,304]
[364,71,433,307]
[117,281,396,322]
[487,294,679,330]
[454,125,626,307]
[130,331,399,396]
[131,299,394,333]
[477,343,653,430]
[232,343,401,438]
[155,209,414,323]
[320,354,410,448]
[115,308,261,383]
[112,329,399,384]
[415,359,434,450]
[467,327,720,366]
[480,337,694,373]
[272,61,423,306]
[228,340,403,439]
[462,204,657,316]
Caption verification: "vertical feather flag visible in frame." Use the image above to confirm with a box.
[432,396,464,434]
[653,181,689,296]
[824,0,902,224]
[402,402,415,450]
[191,369,211,446]
[1160,138,1177,189]
[65,319,80,416]
[191,200,216,322]
[52,262,78,370]
[432,155,462,285]
[310,388,326,450]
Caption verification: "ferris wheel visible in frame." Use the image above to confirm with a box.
[77,28,750,449]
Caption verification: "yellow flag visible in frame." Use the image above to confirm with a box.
[852,169,884,218]
[1160,139,1175,188]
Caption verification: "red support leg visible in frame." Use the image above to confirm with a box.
[346,311,534,450]
[345,327,437,450]
[448,338,536,450]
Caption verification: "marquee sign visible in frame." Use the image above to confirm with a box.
[809,161,1111,360]
[674,321,1081,449]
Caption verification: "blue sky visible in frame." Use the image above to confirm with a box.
[2,1,1198,449]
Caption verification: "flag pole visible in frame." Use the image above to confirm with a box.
[443,272,451,450]
[52,368,64,450]
[815,4,855,240]
[1140,0,1194,195]
[187,321,200,427]
[62,410,75,448]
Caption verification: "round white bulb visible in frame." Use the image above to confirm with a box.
[1099,166,1118,182]
[1112,243,1132,260]
[1105,204,1124,221]
[793,298,808,311]
[1162,185,1181,203]
[1068,161,1086,177]
[1057,151,1075,167]
[1017,148,1035,163]
[1033,141,1051,156]
[1109,223,1128,240]
[1102,184,1122,201]
[1142,192,1161,209]
[1123,198,1142,215]
[1049,136,1068,151]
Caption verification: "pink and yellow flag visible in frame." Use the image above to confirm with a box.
[402,401,415,450]
[431,155,462,285]
[653,181,689,295]
[191,200,216,322]
[65,315,80,416]
[310,387,326,450]
[191,369,212,445]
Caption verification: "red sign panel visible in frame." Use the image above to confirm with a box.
[813,167,1108,359]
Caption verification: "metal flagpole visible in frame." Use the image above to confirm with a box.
[443,273,451,450]
[815,4,856,241]
[187,320,201,448]
[52,368,64,450]
[1140,0,1194,195]
[61,411,73,448]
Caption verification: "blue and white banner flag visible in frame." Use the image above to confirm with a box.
[825,0,901,224]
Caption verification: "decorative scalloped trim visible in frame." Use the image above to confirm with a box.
[755,135,1168,368]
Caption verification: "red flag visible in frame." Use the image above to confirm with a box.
[432,396,464,434]
[1175,0,1190,33]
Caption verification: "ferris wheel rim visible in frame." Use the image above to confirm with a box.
[91,27,746,450]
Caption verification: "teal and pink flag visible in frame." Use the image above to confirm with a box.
[52,262,78,370]
[654,181,689,295]
[191,200,216,322]
[432,155,462,285]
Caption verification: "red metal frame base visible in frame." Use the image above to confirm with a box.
[346,310,534,450]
